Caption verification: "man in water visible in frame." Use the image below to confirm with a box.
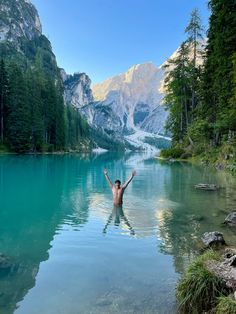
[104,169,136,205]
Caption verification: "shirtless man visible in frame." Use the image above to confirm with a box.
[104,169,136,205]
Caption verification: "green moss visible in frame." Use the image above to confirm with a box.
[176,250,227,314]
[216,296,236,314]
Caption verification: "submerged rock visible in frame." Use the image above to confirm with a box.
[202,231,226,247]
[224,212,236,227]
[0,253,13,276]
[0,253,11,269]
[195,183,218,191]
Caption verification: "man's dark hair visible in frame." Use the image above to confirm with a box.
[115,179,121,184]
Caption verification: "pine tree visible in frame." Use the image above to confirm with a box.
[185,9,204,68]
[164,42,192,143]
[185,8,204,116]
[55,91,66,150]
[7,64,32,152]
[0,59,9,144]
[202,0,236,145]
[26,71,44,151]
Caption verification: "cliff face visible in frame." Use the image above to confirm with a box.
[0,0,59,80]
[61,70,94,108]
[87,62,168,137]
[0,0,42,44]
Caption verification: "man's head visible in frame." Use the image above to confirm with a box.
[115,179,121,189]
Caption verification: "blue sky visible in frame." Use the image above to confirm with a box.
[32,0,210,84]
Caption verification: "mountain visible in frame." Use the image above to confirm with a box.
[91,62,168,135]
[79,61,171,150]
[0,0,93,153]
[61,70,94,107]
[0,0,59,77]
[0,0,42,44]
[61,59,173,150]
[61,61,170,149]
[74,43,204,150]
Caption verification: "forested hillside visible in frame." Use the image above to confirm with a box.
[162,1,236,169]
[0,0,90,153]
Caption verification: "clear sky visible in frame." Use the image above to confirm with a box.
[32,0,210,84]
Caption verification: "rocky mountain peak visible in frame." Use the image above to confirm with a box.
[124,62,158,84]
[0,0,42,43]
[62,71,94,108]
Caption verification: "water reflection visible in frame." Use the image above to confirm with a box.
[156,161,236,274]
[0,153,235,313]
[103,205,135,235]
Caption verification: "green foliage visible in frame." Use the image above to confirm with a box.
[216,296,236,314]
[160,146,185,159]
[176,250,228,314]
[65,104,90,150]
[164,42,193,143]
[165,3,236,163]
[6,64,32,153]
[90,127,127,151]
[0,58,92,153]
[0,59,10,144]
[200,0,236,147]
[164,8,204,145]
[0,143,10,153]
[187,119,212,144]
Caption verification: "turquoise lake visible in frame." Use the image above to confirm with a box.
[0,153,236,314]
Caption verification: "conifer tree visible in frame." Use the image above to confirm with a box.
[202,0,236,144]
[185,8,204,115]
[7,64,32,152]
[164,42,192,143]
[0,60,9,144]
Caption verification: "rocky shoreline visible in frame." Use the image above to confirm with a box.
[176,212,236,313]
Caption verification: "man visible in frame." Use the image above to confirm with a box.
[104,169,136,205]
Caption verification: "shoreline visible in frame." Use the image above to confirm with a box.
[156,155,236,174]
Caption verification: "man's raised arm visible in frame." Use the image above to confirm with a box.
[104,169,113,189]
[122,170,136,189]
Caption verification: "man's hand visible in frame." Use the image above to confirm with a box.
[122,170,136,189]
[132,170,136,177]
[104,169,113,189]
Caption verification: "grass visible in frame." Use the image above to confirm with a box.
[176,250,228,313]
[216,296,236,314]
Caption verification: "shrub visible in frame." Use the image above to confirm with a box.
[176,250,228,313]
[160,147,185,159]
[216,296,236,314]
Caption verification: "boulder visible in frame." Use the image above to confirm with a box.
[224,212,236,227]
[195,183,218,191]
[0,253,12,275]
[223,255,236,267]
[206,248,236,290]
[202,231,226,247]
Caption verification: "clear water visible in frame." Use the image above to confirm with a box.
[0,153,236,314]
